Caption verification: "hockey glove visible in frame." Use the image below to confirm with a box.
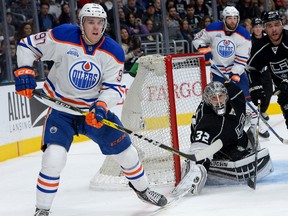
[276,79,288,106]
[230,74,240,83]
[14,66,37,98]
[249,85,266,106]
[197,45,212,65]
[85,101,108,128]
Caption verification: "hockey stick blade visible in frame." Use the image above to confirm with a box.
[210,60,288,145]
[33,90,222,161]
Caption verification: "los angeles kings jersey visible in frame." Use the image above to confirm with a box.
[193,22,251,76]
[246,29,288,87]
[191,82,247,149]
[17,24,125,111]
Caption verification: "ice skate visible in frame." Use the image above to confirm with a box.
[34,208,50,216]
[172,161,207,196]
[128,182,167,207]
[259,124,270,138]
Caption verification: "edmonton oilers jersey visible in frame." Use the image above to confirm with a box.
[17,24,126,111]
[193,22,251,76]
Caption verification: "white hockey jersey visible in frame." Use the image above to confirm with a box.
[17,24,125,111]
[193,21,251,76]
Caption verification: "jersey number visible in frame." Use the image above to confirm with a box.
[195,131,210,143]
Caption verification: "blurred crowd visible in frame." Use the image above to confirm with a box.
[1,0,288,84]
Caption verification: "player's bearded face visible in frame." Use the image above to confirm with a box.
[265,20,283,44]
[82,17,105,44]
[225,16,238,31]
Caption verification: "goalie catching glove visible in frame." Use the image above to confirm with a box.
[86,101,108,128]
[14,66,37,98]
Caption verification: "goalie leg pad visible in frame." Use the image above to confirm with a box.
[208,148,273,184]
[172,161,207,196]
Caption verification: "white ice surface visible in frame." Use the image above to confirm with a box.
[1,114,288,216]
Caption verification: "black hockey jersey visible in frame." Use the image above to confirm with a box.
[246,29,288,87]
[191,82,247,152]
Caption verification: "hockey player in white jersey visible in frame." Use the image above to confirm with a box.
[192,6,269,138]
[13,3,167,216]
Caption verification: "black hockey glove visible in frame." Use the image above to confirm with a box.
[276,80,288,106]
[249,85,266,106]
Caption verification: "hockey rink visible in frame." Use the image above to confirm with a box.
[1,114,288,216]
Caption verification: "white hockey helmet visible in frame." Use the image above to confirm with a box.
[222,6,240,31]
[79,3,107,34]
[203,81,228,116]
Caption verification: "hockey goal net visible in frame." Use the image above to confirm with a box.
[90,53,207,190]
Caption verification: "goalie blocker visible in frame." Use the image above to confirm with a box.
[207,148,273,184]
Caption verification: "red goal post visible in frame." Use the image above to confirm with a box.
[90,53,207,190]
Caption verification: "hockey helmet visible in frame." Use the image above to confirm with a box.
[203,81,228,116]
[262,10,282,24]
[79,3,107,34]
[222,6,240,31]
[252,18,262,27]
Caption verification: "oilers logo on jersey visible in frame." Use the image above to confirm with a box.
[217,40,235,58]
[69,61,101,90]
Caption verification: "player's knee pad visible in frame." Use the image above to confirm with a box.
[41,144,67,177]
[111,145,139,168]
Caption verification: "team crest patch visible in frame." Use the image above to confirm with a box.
[50,126,58,134]
[69,61,101,90]
[67,48,79,57]
[217,39,235,58]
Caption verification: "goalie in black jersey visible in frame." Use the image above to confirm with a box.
[174,81,273,193]
[246,10,288,129]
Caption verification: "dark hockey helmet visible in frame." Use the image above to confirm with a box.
[262,11,282,24]
[203,81,228,116]
[252,18,262,27]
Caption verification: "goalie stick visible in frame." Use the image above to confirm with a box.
[247,100,261,189]
[33,89,223,162]
[210,60,288,144]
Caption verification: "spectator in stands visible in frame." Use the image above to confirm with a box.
[279,0,288,28]
[15,22,33,44]
[107,0,123,25]
[194,0,211,20]
[58,2,72,24]
[154,0,162,18]
[143,18,155,41]
[174,0,188,19]
[237,0,261,23]
[10,0,34,28]
[180,19,194,52]
[48,0,62,20]
[166,0,175,10]
[198,15,213,30]
[126,12,149,35]
[185,4,201,35]
[243,18,253,34]
[123,0,144,19]
[0,12,16,43]
[142,2,161,33]
[217,0,229,20]
[120,27,142,71]
[38,2,58,31]
[0,42,17,83]
[167,5,184,41]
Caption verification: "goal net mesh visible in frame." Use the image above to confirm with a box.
[90,54,206,190]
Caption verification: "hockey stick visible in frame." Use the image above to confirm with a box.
[210,60,288,144]
[247,100,261,189]
[33,90,223,162]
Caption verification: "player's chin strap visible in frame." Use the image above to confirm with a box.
[210,60,288,144]
[32,89,223,162]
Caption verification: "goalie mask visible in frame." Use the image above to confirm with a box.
[203,81,228,116]
[222,6,240,31]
